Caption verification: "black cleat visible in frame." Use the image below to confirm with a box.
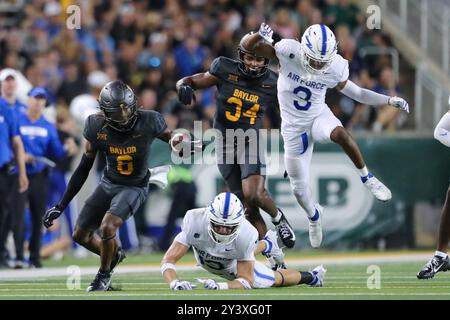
[110,247,126,273]
[417,255,450,279]
[273,209,296,248]
[87,271,112,292]
[29,260,43,269]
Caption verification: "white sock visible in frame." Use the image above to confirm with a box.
[272,210,282,223]
[358,166,369,177]
[435,251,448,258]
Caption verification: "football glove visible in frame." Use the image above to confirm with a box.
[178,84,196,106]
[197,278,219,290]
[388,96,409,113]
[258,23,274,44]
[170,280,193,290]
[43,205,63,228]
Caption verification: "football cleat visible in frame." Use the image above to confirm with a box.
[417,255,450,279]
[273,209,296,248]
[309,205,323,248]
[262,230,286,270]
[361,173,392,201]
[87,271,112,292]
[309,265,327,287]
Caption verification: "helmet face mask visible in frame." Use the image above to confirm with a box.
[207,192,244,245]
[237,32,269,78]
[99,80,138,132]
[237,48,269,77]
[301,50,333,75]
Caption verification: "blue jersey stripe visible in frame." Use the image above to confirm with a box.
[300,132,309,155]
[320,24,327,55]
[223,192,231,219]
[254,268,275,281]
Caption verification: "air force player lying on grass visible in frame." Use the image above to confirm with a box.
[242,23,410,248]
[161,192,326,290]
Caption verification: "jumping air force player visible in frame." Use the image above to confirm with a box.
[242,23,410,248]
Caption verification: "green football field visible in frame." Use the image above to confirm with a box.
[0,251,449,300]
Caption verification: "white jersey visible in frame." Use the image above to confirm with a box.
[274,39,349,131]
[174,208,259,280]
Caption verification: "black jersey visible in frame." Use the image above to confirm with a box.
[209,56,278,131]
[83,109,167,187]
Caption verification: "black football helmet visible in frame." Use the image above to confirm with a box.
[98,80,138,132]
[237,32,270,78]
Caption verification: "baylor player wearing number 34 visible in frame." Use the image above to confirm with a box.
[243,23,410,248]
[42,80,200,292]
[176,33,296,249]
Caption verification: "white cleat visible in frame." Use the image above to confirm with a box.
[262,230,286,270]
[309,265,327,287]
[309,205,323,248]
[362,173,392,201]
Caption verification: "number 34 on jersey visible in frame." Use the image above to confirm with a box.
[225,88,260,125]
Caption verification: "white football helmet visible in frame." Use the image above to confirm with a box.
[207,192,245,244]
[300,24,337,75]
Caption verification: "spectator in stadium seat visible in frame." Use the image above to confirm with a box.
[371,67,402,132]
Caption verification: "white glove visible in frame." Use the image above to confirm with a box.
[197,278,219,290]
[258,23,273,44]
[170,279,193,290]
[388,96,409,113]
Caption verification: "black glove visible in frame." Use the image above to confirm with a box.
[178,84,196,105]
[43,205,64,228]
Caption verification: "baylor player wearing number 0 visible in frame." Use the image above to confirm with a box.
[243,23,410,248]
[161,192,326,290]
[176,34,296,248]
[42,80,198,292]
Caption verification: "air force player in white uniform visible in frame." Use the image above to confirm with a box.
[242,23,410,248]
[161,192,326,290]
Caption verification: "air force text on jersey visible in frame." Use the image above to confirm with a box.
[287,71,326,90]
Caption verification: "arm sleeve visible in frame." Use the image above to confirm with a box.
[152,111,168,136]
[174,231,190,247]
[82,115,96,143]
[6,109,19,138]
[58,154,95,210]
[237,227,259,261]
[340,80,390,106]
[274,39,298,60]
[434,112,450,147]
[208,57,222,79]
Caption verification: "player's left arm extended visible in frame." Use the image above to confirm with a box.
[434,111,450,147]
[336,80,409,113]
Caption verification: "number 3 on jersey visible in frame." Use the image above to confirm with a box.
[293,85,312,111]
[225,97,260,124]
[117,155,133,175]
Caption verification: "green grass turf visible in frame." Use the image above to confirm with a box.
[0,251,449,300]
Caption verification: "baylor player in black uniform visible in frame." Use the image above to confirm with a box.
[176,33,295,248]
[43,80,190,291]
